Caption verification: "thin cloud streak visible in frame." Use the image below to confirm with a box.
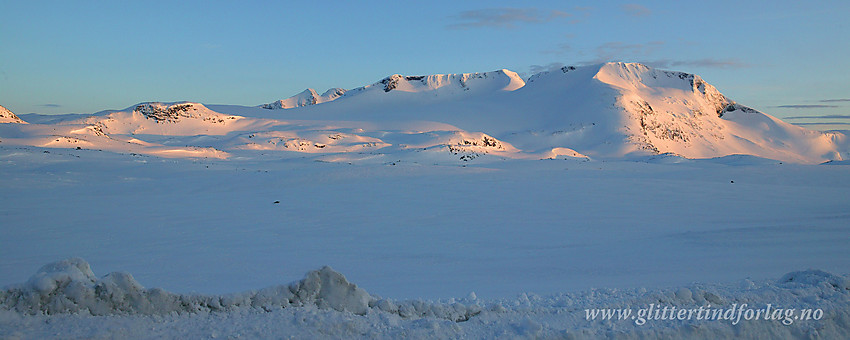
[594,41,665,62]
[644,59,750,69]
[529,57,749,77]
[785,115,850,119]
[447,8,573,29]
[791,122,850,126]
[820,99,850,103]
[528,62,565,74]
[776,104,839,109]
[621,4,651,17]
[579,41,747,69]
[542,38,750,69]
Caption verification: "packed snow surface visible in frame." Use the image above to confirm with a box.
[1,62,849,338]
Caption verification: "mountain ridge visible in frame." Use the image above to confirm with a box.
[1,62,846,163]
[261,88,347,110]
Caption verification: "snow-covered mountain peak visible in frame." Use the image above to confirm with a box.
[595,62,701,92]
[321,87,347,98]
[515,62,846,163]
[0,105,26,124]
[261,87,347,110]
[299,88,320,97]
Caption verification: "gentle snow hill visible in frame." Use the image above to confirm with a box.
[80,102,266,136]
[0,105,26,124]
[0,102,248,158]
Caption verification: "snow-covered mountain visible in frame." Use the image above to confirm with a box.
[85,102,259,135]
[515,63,847,162]
[0,105,26,124]
[261,88,347,109]
[1,62,847,163]
[348,69,526,95]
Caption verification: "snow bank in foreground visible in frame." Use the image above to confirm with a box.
[0,258,480,322]
[2,258,849,339]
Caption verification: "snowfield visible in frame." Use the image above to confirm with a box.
[1,63,849,338]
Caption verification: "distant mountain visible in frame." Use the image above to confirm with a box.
[0,105,26,124]
[1,63,846,163]
[84,102,252,135]
[513,62,847,163]
[254,63,846,163]
[261,88,347,110]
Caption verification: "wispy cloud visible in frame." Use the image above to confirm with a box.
[542,42,578,55]
[791,122,850,126]
[785,115,850,119]
[529,62,566,74]
[644,59,750,69]
[40,104,62,108]
[621,4,651,17]
[540,39,749,70]
[447,8,574,29]
[820,99,850,103]
[594,41,665,62]
[776,104,839,109]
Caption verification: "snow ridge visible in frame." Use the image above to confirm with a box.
[261,88,347,110]
[346,69,525,96]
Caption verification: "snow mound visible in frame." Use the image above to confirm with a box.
[261,88,347,109]
[288,266,372,314]
[0,105,26,124]
[0,258,480,322]
[132,102,222,123]
[80,102,250,137]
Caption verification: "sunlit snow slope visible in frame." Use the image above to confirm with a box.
[0,105,26,124]
[1,63,846,163]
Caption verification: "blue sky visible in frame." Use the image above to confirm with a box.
[1,1,848,129]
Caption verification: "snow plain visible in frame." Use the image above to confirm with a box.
[1,63,849,338]
[1,146,848,338]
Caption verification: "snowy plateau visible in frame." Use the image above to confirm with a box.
[1,62,849,338]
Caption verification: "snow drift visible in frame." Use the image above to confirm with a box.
[2,258,849,338]
[0,258,481,322]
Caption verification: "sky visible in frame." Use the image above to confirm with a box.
[1,0,849,129]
